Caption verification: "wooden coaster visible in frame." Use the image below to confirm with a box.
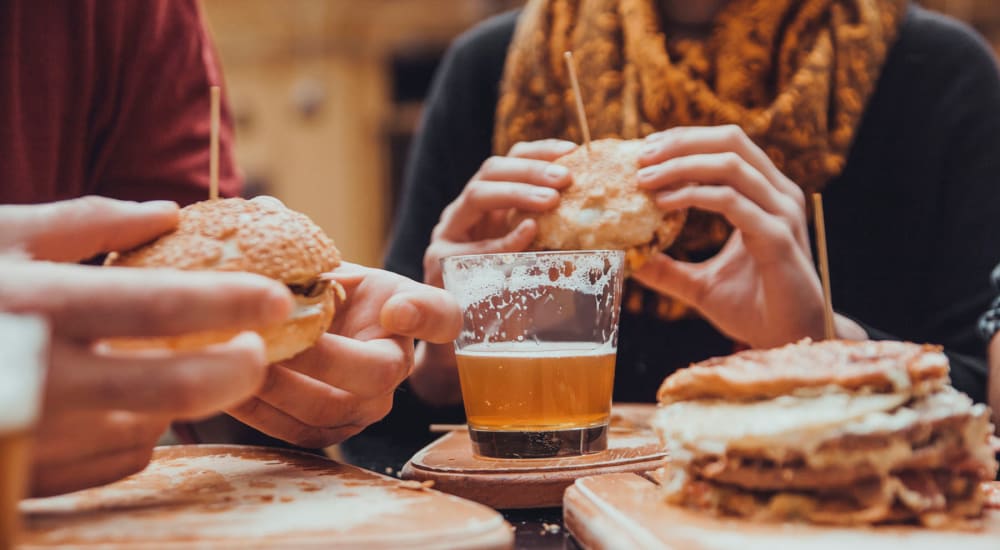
[564,473,1000,550]
[400,404,665,509]
[20,445,513,549]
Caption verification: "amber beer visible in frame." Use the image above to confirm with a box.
[0,430,31,549]
[456,342,615,430]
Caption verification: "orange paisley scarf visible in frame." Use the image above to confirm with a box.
[495,0,908,319]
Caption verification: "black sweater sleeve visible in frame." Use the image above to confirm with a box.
[829,9,1000,401]
[383,13,518,282]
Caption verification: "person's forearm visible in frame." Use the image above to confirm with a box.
[409,341,463,406]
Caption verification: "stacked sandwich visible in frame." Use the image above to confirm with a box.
[653,339,998,527]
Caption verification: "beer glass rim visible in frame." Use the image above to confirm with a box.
[441,249,624,267]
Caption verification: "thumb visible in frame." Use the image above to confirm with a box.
[631,252,706,307]
[381,288,463,344]
[466,218,537,256]
[0,196,179,262]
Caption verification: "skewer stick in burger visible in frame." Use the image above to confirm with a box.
[105,197,344,363]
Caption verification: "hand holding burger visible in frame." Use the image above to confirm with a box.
[107,196,463,449]
[634,125,868,348]
[0,196,293,496]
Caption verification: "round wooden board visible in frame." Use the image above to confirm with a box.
[401,404,665,509]
[564,473,1000,550]
[20,445,513,549]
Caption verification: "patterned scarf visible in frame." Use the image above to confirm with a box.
[495,0,908,319]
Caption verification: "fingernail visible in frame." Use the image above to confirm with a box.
[532,187,558,200]
[389,301,422,333]
[263,286,294,320]
[641,144,659,158]
[140,200,178,213]
[544,164,569,180]
[555,141,578,153]
[637,166,658,181]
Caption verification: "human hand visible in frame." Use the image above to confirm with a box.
[633,125,865,348]
[422,139,576,288]
[0,197,296,496]
[0,195,180,262]
[226,263,462,448]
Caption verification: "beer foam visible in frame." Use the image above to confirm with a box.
[0,313,49,431]
[443,251,623,309]
[458,341,616,356]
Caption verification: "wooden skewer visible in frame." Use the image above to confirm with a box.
[209,86,221,201]
[563,51,591,153]
[812,193,835,340]
[429,423,467,434]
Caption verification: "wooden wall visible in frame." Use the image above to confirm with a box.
[201,0,522,267]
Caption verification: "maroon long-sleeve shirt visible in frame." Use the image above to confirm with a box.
[0,0,240,206]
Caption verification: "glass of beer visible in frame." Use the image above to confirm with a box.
[441,250,624,459]
[0,313,49,550]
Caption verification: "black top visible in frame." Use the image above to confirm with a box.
[384,5,1000,417]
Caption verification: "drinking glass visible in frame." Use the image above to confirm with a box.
[0,313,48,550]
[441,250,624,458]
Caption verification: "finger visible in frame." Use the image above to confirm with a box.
[424,220,537,287]
[638,152,806,248]
[31,411,166,497]
[248,195,287,210]
[654,186,800,264]
[255,365,397,428]
[277,333,412,398]
[439,181,558,239]
[427,219,536,273]
[477,156,572,190]
[34,410,167,466]
[508,139,578,161]
[642,126,804,204]
[0,196,179,262]
[226,396,368,449]
[0,262,293,339]
[31,444,157,498]
[631,252,708,308]
[380,288,462,344]
[322,262,368,293]
[46,332,269,418]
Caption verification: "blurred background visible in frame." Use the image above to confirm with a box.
[201,0,999,269]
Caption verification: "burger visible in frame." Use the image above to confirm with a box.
[515,138,687,270]
[105,197,343,363]
[653,339,998,527]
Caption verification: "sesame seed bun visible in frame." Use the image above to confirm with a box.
[106,198,342,363]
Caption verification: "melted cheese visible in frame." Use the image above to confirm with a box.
[654,392,909,457]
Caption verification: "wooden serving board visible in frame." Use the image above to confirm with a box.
[19,445,513,549]
[564,473,1000,550]
[401,404,665,509]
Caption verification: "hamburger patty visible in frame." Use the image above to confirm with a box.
[687,411,990,491]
